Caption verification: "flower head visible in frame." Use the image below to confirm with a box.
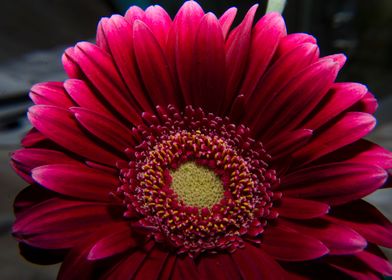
[11,1,392,279]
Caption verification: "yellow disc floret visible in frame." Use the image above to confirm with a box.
[170,162,225,208]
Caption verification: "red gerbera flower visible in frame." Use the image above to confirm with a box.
[11,1,392,279]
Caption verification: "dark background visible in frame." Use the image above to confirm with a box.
[0,1,391,279]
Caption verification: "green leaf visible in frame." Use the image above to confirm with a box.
[266,0,287,14]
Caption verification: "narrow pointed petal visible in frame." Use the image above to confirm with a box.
[245,43,319,128]
[31,164,116,201]
[262,225,329,261]
[232,245,286,279]
[328,199,392,248]
[239,12,286,98]
[11,148,81,183]
[277,197,330,219]
[64,79,115,119]
[71,107,135,153]
[28,105,119,166]
[143,5,172,48]
[303,82,368,130]
[219,7,237,39]
[282,162,387,205]
[191,13,225,113]
[13,198,117,249]
[88,224,136,260]
[293,112,376,165]
[30,82,74,108]
[101,15,153,112]
[72,42,142,125]
[356,250,392,276]
[133,20,178,107]
[167,1,204,106]
[281,219,367,255]
[222,4,257,112]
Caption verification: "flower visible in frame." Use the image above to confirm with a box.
[11,1,392,279]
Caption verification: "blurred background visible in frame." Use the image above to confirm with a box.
[0,0,391,279]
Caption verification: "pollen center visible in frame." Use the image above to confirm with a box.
[170,162,224,208]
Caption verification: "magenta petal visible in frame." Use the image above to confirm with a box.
[72,42,142,125]
[282,162,387,205]
[304,82,368,130]
[222,4,257,112]
[239,12,286,99]
[167,1,204,106]
[197,253,242,280]
[71,107,135,153]
[351,91,378,114]
[232,244,286,279]
[262,225,329,261]
[124,5,145,24]
[346,140,392,169]
[14,185,56,215]
[143,5,172,49]
[28,105,119,166]
[31,164,116,201]
[88,224,136,260]
[30,82,74,108]
[172,257,199,280]
[134,248,170,280]
[13,198,116,249]
[356,250,392,276]
[133,20,178,108]
[62,47,85,79]
[328,199,392,248]
[276,33,317,57]
[281,219,367,255]
[218,7,237,39]
[64,79,118,120]
[294,112,376,165]
[277,197,330,219]
[101,15,153,112]
[191,12,225,113]
[21,128,47,148]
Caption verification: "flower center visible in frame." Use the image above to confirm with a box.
[118,105,281,256]
[170,161,224,208]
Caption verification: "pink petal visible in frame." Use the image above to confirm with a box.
[239,12,286,99]
[88,224,136,260]
[72,42,142,125]
[64,79,118,119]
[11,148,81,183]
[328,199,392,248]
[143,5,172,48]
[124,5,145,24]
[277,197,330,219]
[13,198,117,249]
[303,82,368,130]
[172,257,199,280]
[276,33,317,57]
[218,7,237,39]
[100,15,153,112]
[281,219,367,255]
[222,4,257,113]
[259,57,341,139]
[232,244,286,279]
[262,225,329,261]
[281,162,387,205]
[293,112,376,166]
[190,12,225,113]
[133,20,179,107]
[29,82,74,108]
[266,129,313,160]
[245,42,319,130]
[14,185,56,215]
[71,107,135,153]
[356,249,392,276]
[197,253,242,280]
[96,17,110,52]
[32,163,116,201]
[350,91,378,114]
[62,47,84,79]
[28,105,119,166]
[21,128,47,147]
[167,0,204,106]
[134,248,170,280]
